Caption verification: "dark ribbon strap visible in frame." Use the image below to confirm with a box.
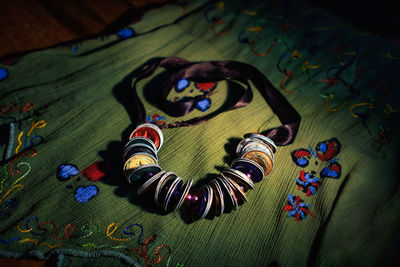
[131,57,301,146]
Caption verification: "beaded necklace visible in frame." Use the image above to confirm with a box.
[122,57,301,221]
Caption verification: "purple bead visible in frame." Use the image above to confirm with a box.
[166,180,183,210]
[195,189,208,219]
[186,193,199,203]
[172,188,181,198]
[147,172,153,177]
[232,161,263,182]
[186,189,207,220]
[159,179,174,200]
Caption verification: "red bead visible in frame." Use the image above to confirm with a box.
[130,127,161,149]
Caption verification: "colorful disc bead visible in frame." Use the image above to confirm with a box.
[209,179,224,217]
[137,171,166,195]
[127,164,161,184]
[171,180,193,211]
[154,172,177,206]
[129,123,164,151]
[163,178,183,211]
[217,177,238,211]
[123,154,157,178]
[244,133,277,152]
[231,158,264,183]
[124,136,157,155]
[241,150,273,177]
[223,168,254,190]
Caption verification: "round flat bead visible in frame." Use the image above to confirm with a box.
[130,127,161,150]
[244,133,277,153]
[223,168,254,190]
[127,164,161,184]
[216,177,238,211]
[162,177,182,211]
[197,186,213,220]
[209,179,224,217]
[241,150,273,177]
[175,180,193,211]
[188,185,213,221]
[164,178,183,211]
[236,138,261,156]
[224,177,248,204]
[231,158,264,183]
[124,136,157,154]
[137,170,166,195]
[124,143,158,162]
[123,154,157,177]
[130,123,163,150]
[154,172,176,206]
[195,188,208,220]
[240,141,274,162]
[157,178,176,207]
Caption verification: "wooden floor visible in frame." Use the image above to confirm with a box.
[0,0,170,59]
[0,258,52,267]
[1,0,398,60]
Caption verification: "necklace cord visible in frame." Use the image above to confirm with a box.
[130,57,301,146]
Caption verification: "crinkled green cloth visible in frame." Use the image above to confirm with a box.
[0,0,399,266]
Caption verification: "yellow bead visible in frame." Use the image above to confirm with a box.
[123,154,157,174]
[241,150,273,177]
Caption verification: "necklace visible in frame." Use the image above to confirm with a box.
[122,57,301,221]
[123,123,276,221]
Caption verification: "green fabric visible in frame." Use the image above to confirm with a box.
[1,0,399,266]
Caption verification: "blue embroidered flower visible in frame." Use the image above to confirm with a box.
[290,138,342,179]
[196,98,211,112]
[57,164,79,181]
[283,194,313,222]
[146,113,166,126]
[75,185,98,203]
[0,68,8,81]
[117,28,135,39]
[176,78,190,92]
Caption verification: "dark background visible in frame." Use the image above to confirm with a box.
[1,0,399,60]
[307,0,399,37]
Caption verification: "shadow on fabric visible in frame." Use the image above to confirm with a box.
[98,58,251,223]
